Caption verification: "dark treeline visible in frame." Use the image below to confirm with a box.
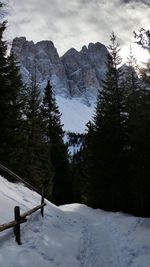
[67,132,86,146]
[72,31,150,217]
[1,3,150,216]
[0,4,72,204]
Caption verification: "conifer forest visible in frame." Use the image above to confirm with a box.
[0,2,150,216]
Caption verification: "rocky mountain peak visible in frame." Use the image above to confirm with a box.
[64,47,79,56]
[12,37,69,97]
[88,42,104,50]
[35,40,60,64]
[61,41,108,104]
[11,37,109,105]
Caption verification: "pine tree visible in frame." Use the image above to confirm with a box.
[122,48,144,214]
[1,53,27,171]
[41,80,72,205]
[69,132,89,203]
[42,80,64,144]
[19,72,43,186]
[86,33,126,210]
[0,18,26,173]
[134,28,150,51]
[0,18,8,146]
[125,33,150,215]
[133,38,150,215]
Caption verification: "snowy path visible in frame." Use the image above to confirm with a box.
[81,217,118,267]
[61,205,121,267]
[1,176,150,267]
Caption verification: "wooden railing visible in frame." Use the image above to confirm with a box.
[0,192,46,245]
[0,163,47,245]
[0,163,41,194]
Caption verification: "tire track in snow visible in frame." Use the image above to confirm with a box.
[75,211,122,267]
[77,220,91,267]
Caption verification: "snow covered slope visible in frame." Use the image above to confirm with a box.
[56,95,94,133]
[0,175,150,267]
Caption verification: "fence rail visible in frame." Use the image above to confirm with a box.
[21,202,46,219]
[0,163,47,245]
[0,163,40,194]
[0,165,47,245]
[0,217,27,233]
[0,200,46,245]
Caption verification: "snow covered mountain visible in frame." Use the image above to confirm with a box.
[12,37,108,103]
[1,174,150,267]
[11,37,108,132]
[12,37,70,97]
[61,42,107,104]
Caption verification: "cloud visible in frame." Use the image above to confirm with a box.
[5,0,149,62]
[122,0,150,6]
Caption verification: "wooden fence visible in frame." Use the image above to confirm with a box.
[0,191,46,245]
[0,163,47,245]
[0,163,40,194]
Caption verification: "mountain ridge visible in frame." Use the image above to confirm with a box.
[11,37,108,106]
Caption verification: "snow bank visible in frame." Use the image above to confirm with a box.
[0,175,150,267]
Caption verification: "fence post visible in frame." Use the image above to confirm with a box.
[14,206,22,245]
[41,186,45,217]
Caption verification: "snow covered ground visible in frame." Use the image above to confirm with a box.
[56,96,94,133]
[0,175,150,267]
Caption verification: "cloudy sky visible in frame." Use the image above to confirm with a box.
[5,0,150,61]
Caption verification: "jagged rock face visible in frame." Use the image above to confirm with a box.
[61,42,108,104]
[12,37,69,97]
[12,37,108,105]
